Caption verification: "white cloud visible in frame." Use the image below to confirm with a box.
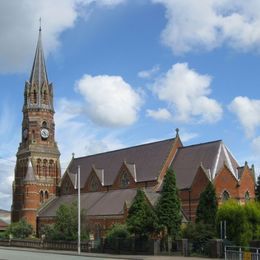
[229,96,260,138]
[138,65,160,79]
[75,74,142,127]
[151,63,222,123]
[0,0,124,73]
[153,0,260,54]
[181,131,199,142]
[55,98,125,172]
[146,108,172,121]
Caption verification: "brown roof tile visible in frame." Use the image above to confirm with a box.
[171,140,240,189]
[66,138,176,187]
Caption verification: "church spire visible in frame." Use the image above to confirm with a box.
[29,25,48,87]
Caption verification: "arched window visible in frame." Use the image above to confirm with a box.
[37,159,41,176]
[45,190,48,200]
[90,176,99,192]
[26,187,29,197]
[222,190,230,202]
[49,160,54,176]
[40,190,44,203]
[33,89,37,103]
[245,191,250,202]
[43,159,47,177]
[42,121,47,128]
[63,181,70,194]
[120,171,130,188]
[43,90,47,104]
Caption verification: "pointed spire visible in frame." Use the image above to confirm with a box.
[29,25,48,87]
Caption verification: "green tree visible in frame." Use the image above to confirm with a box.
[42,202,88,241]
[196,182,218,226]
[244,202,260,240]
[6,219,33,239]
[106,224,130,241]
[217,200,251,246]
[255,175,260,202]
[156,168,181,239]
[126,189,158,238]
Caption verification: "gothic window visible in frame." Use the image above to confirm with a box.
[90,176,99,192]
[49,160,54,176]
[43,90,47,104]
[120,171,130,188]
[43,159,47,177]
[45,190,49,200]
[33,89,37,104]
[245,191,250,202]
[222,190,230,202]
[26,187,29,197]
[42,121,47,128]
[37,159,41,176]
[32,130,35,142]
[40,190,44,203]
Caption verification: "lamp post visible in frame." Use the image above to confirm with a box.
[77,165,81,255]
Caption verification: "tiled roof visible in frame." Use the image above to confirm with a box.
[66,138,176,188]
[171,140,240,189]
[39,189,138,217]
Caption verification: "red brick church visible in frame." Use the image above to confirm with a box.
[12,29,256,237]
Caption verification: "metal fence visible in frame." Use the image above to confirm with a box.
[225,246,260,260]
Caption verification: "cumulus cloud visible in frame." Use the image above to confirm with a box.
[138,65,160,79]
[55,97,125,171]
[153,0,260,54]
[151,63,222,123]
[75,74,142,127]
[146,108,172,121]
[229,96,260,138]
[0,0,124,73]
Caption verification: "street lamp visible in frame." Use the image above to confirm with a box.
[77,165,81,255]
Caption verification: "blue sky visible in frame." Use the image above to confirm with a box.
[1,0,260,210]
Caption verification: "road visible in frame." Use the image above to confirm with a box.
[0,248,127,260]
[0,247,217,260]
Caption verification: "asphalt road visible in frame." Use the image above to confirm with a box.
[0,248,126,260]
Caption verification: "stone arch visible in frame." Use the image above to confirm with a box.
[49,160,54,176]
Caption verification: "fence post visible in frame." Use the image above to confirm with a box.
[239,247,242,260]
[224,245,226,260]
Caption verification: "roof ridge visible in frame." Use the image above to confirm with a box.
[179,139,222,149]
[74,137,176,160]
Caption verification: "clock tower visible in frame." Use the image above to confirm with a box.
[11,27,61,229]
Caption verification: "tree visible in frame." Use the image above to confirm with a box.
[217,200,251,246]
[244,202,260,240]
[106,224,130,241]
[6,219,33,239]
[42,202,88,241]
[196,182,218,226]
[156,168,182,239]
[255,175,260,202]
[126,189,158,238]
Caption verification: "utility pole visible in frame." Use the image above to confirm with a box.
[77,165,81,255]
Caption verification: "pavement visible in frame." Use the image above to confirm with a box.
[0,246,221,260]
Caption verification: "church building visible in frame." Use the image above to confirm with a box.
[12,29,256,237]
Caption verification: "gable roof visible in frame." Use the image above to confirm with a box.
[66,138,176,188]
[171,140,240,189]
[39,189,138,217]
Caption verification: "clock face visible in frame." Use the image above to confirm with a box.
[23,128,28,139]
[41,128,49,139]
